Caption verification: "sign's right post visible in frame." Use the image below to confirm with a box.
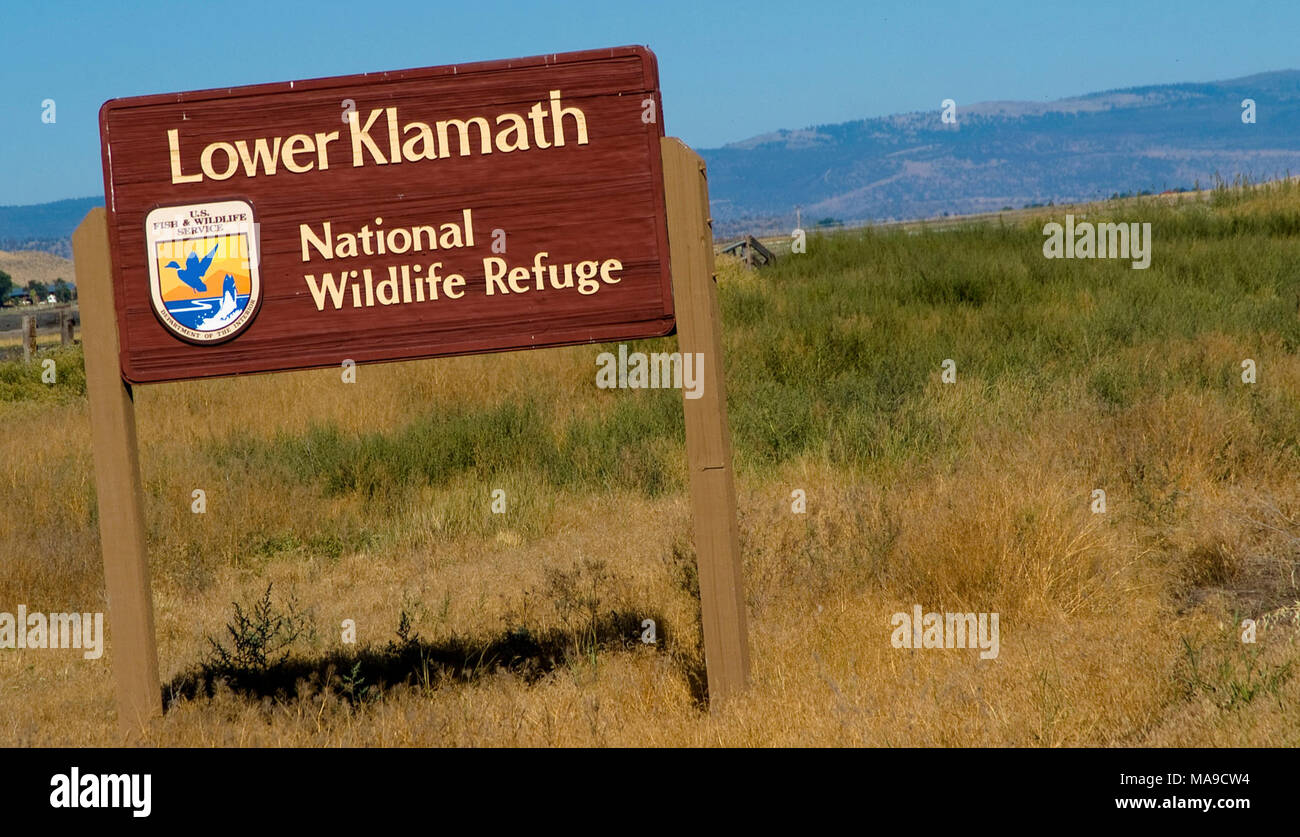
[661,137,752,706]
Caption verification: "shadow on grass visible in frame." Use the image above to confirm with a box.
[162,608,708,711]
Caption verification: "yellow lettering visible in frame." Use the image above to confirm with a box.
[314,131,339,170]
[200,141,239,181]
[281,134,315,173]
[402,121,437,161]
[167,129,201,184]
[349,108,389,166]
[549,90,588,147]
[494,112,530,152]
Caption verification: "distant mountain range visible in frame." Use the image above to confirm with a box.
[8,70,1300,252]
[0,197,103,258]
[700,69,1300,234]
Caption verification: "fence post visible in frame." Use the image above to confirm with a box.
[21,315,36,362]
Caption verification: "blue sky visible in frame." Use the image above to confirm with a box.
[2,0,1297,205]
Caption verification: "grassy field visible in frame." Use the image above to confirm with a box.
[2,181,1299,746]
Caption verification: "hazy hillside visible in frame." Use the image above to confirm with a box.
[0,249,76,291]
[701,69,1300,232]
[0,197,102,258]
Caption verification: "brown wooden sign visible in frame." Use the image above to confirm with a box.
[99,46,673,383]
[81,47,750,737]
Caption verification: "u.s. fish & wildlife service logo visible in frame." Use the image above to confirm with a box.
[145,199,261,343]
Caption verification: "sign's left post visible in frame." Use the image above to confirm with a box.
[74,208,162,742]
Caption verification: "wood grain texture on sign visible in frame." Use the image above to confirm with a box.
[99,46,673,383]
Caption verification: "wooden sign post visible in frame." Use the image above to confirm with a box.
[75,208,162,740]
[661,139,750,702]
[79,47,749,739]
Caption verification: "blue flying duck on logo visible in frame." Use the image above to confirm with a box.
[164,244,219,293]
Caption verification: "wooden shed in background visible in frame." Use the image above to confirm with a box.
[719,235,776,268]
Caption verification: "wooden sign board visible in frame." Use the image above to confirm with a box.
[99,46,674,383]
[81,47,750,738]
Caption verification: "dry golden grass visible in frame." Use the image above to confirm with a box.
[3,195,1300,746]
